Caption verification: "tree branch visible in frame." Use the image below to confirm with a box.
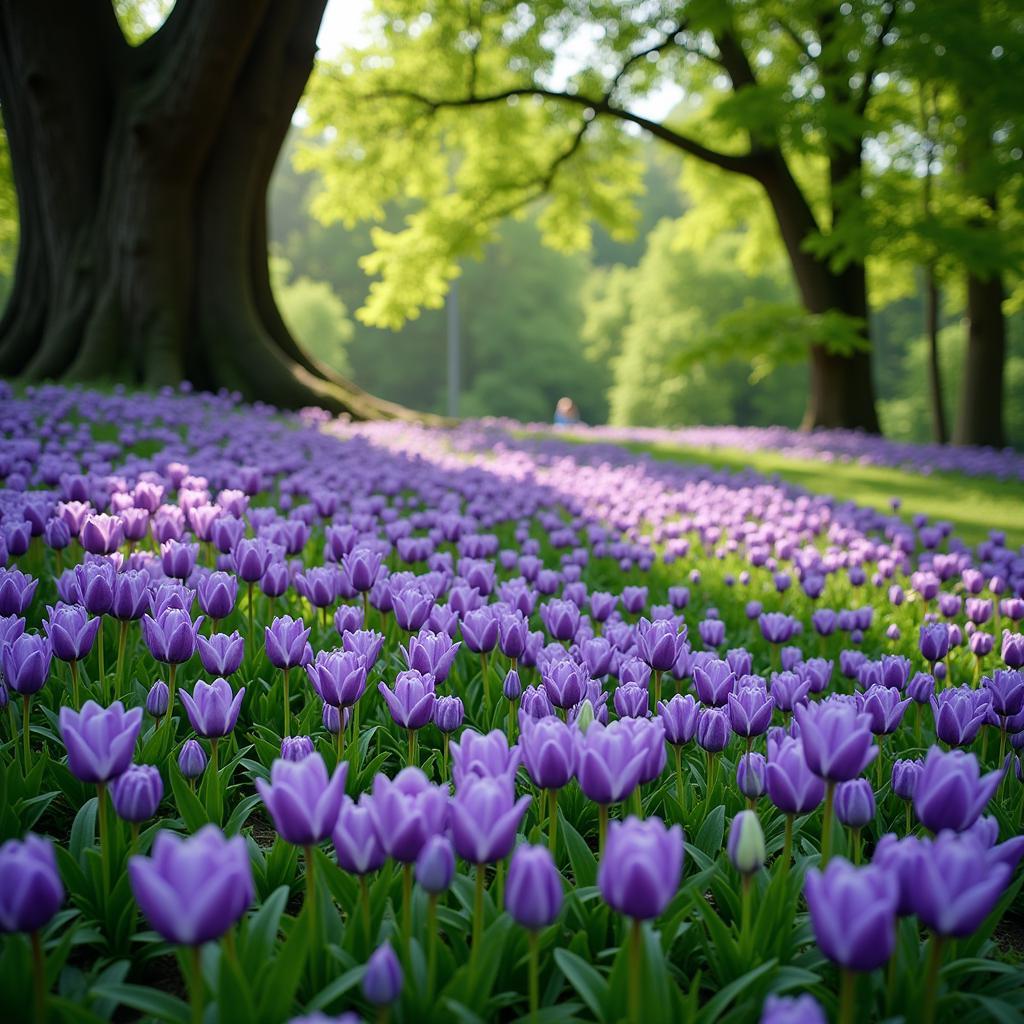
[362,84,763,177]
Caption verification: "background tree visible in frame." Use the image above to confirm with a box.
[302,0,919,432]
[0,0,410,418]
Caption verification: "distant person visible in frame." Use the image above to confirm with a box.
[554,396,581,427]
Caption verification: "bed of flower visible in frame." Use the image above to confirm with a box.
[1,381,1022,1024]
[507,420,1024,482]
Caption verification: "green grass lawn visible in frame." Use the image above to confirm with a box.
[547,432,1024,549]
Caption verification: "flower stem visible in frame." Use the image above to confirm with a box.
[470,863,485,976]
[283,667,291,737]
[163,663,177,733]
[360,875,372,947]
[781,814,793,870]
[115,620,128,700]
[528,930,540,1024]
[22,695,31,770]
[653,670,662,710]
[922,933,945,1024]
[402,862,413,957]
[305,845,317,945]
[30,930,46,1024]
[481,652,490,718]
[821,780,836,866]
[548,789,559,853]
[598,804,608,856]
[673,747,684,816]
[97,620,106,703]
[628,918,643,1023]
[739,874,752,960]
[97,783,109,903]
[838,968,856,1024]
[188,945,204,1024]
[426,893,438,1001]
[70,659,80,710]
[247,581,255,653]
[852,827,862,865]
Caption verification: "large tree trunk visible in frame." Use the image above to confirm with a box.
[756,152,881,433]
[954,267,1006,447]
[0,0,420,420]
[923,266,947,444]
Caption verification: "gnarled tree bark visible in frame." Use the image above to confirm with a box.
[0,0,418,420]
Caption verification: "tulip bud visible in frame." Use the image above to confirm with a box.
[415,834,455,894]
[575,698,596,734]
[503,668,522,701]
[178,738,207,779]
[146,680,169,717]
[362,941,403,1005]
[727,810,766,875]
[281,735,314,762]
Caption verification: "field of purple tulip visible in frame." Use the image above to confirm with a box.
[1,381,1023,1024]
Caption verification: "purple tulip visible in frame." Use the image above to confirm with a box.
[728,685,775,738]
[74,561,115,615]
[179,678,245,738]
[984,669,1024,718]
[835,779,875,828]
[913,747,1001,833]
[766,736,825,814]
[146,680,169,717]
[178,739,208,779]
[697,706,731,752]
[541,658,588,711]
[43,603,101,662]
[265,615,312,670]
[920,623,951,664]
[197,631,245,677]
[576,720,648,805]
[367,767,449,863]
[803,858,897,971]
[737,752,767,799]
[257,753,347,845]
[506,844,563,929]
[129,825,253,945]
[379,670,436,729]
[415,834,455,893]
[141,607,202,664]
[59,700,142,783]
[693,659,735,707]
[342,547,383,593]
[306,649,367,708]
[793,699,877,782]
[0,834,64,933]
[657,694,699,745]
[334,794,387,875]
[858,684,911,735]
[450,774,531,864]
[759,994,827,1024]
[519,715,577,790]
[1,633,52,695]
[598,815,683,920]
[931,687,990,747]
[614,682,650,719]
[80,513,123,556]
[197,571,238,621]
[433,694,465,734]
[232,538,273,583]
[110,570,150,621]
[891,758,923,801]
[111,764,164,822]
[450,728,521,787]
[909,831,1014,937]
[362,941,402,1006]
